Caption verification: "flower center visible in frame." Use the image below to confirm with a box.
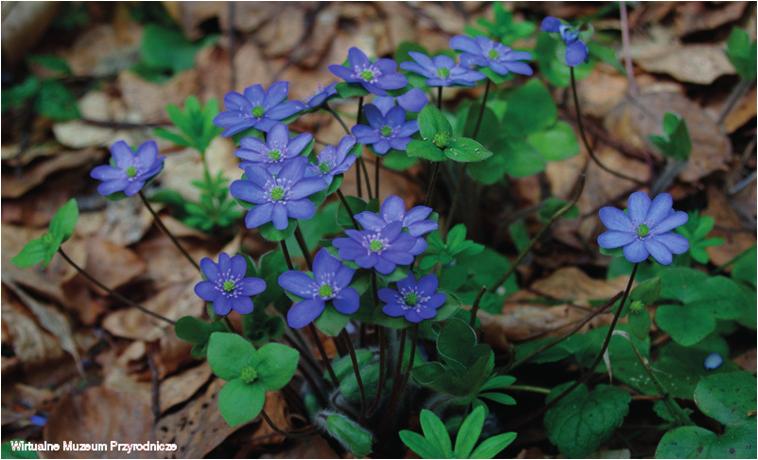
[318,162,331,174]
[223,280,236,292]
[432,131,450,148]
[126,166,138,177]
[369,239,384,252]
[318,284,334,299]
[404,292,419,306]
[637,223,650,238]
[360,69,375,81]
[240,366,258,384]
[270,186,286,201]
[437,67,451,79]
[488,48,499,59]
[268,149,282,161]
[252,106,265,118]
[380,125,393,137]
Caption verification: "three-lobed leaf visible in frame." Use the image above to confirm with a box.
[255,342,299,390]
[217,379,265,427]
[207,332,255,381]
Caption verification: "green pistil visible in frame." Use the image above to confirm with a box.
[369,240,384,252]
[380,126,393,137]
[360,70,375,81]
[437,67,450,79]
[404,292,418,306]
[318,162,331,174]
[252,106,265,118]
[488,49,499,59]
[268,149,281,161]
[270,186,285,201]
[223,280,236,292]
[637,223,650,237]
[126,166,137,177]
[240,366,258,384]
[318,284,333,298]
[432,131,450,148]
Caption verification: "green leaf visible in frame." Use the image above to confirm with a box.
[536,34,594,87]
[140,24,214,74]
[545,383,631,458]
[382,148,419,170]
[732,245,756,288]
[400,430,442,459]
[11,237,52,269]
[207,332,255,380]
[255,343,299,390]
[445,137,493,163]
[538,197,578,222]
[335,82,369,98]
[502,79,556,136]
[479,392,516,406]
[395,41,428,64]
[527,121,579,161]
[1,441,39,459]
[314,305,350,336]
[49,198,79,242]
[481,375,517,391]
[656,422,757,459]
[258,220,297,242]
[469,432,517,459]
[726,27,757,81]
[437,318,478,367]
[407,140,446,161]
[648,112,691,161]
[325,413,373,457]
[588,42,625,75]
[630,277,661,305]
[35,80,79,121]
[420,409,453,457]
[27,54,72,76]
[655,303,715,347]
[694,371,756,426]
[454,406,485,458]
[217,379,265,427]
[1,76,40,112]
[502,138,546,178]
[153,126,193,148]
[418,104,453,140]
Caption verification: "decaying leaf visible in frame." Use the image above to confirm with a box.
[1,149,100,199]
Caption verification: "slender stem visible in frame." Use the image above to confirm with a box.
[282,333,329,406]
[222,316,236,333]
[374,156,381,200]
[570,68,642,185]
[545,263,639,410]
[326,103,350,134]
[368,326,387,416]
[356,97,364,198]
[293,225,313,270]
[424,163,441,207]
[281,240,295,270]
[336,189,359,228]
[619,1,638,96]
[508,384,551,395]
[472,79,491,138]
[488,172,586,293]
[718,78,753,125]
[359,157,374,201]
[469,286,487,328]
[260,409,317,439]
[442,164,465,236]
[436,86,443,109]
[340,330,367,419]
[386,325,419,424]
[307,324,340,387]
[382,328,408,423]
[57,248,174,325]
[138,191,200,271]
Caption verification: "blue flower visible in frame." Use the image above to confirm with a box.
[307,135,357,184]
[214,81,305,137]
[351,103,418,155]
[329,47,408,96]
[598,191,689,265]
[353,195,437,255]
[90,140,165,197]
[305,82,338,109]
[236,123,312,173]
[450,35,533,76]
[540,16,589,67]
[379,273,446,323]
[333,221,417,274]
[194,253,266,315]
[704,352,724,370]
[400,51,485,87]
[279,249,360,329]
[230,157,327,230]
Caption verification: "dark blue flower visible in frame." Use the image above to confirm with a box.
[400,51,485,87]
[333,221,417,274]
[214,81,305,137]
[704,352,724,370]
[279,249,360,329]
[307,135,357,184]
[194,253,266,315]
[379,273,446,323]
[450,35,533,76]
[351,104,418,155]
[305,82,338,109]
[329,47,408,96]
[354,195,437,255]
[373,88,428,117]
[540,16,589,67]
[597,191,689,265]
[90,140,165,197]
[230,157,327,230]
[236,123,312,173]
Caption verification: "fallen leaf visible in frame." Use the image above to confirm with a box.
[53,91,134,149]
[674,2,748,36]
[1,149,100,198]
[704,186,755,265]
[62,24,142,77]
[258,435,338,459]
[1,293,64,365]
[118,69,199,122]
[160,364,213,413]
[161,137,238,202]
[257,6,306,59]
[90,197,154,247]
[733,348,756,373]
[85,237,147,294]
[722,86,757,134]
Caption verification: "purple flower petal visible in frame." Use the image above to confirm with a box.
[656,232,689,254]
[381,195,405,223]
[645,239,673,265]
[279,271,317,298]
[200,258,219,282]
[232,297,254,314]
[382,303,405,317]
[417,274,438,296]
[541,16,562,32]
[214,296,232,316]
[287,298,326,329]
[238,278,266,296]
[565,40,589,67]
[652,211,688,234]
[333,287,359,314]
[599,207,633,232]
[623,240,649,263]
[597,231,636,249]
[194,281,218,302]
[272,203,289,230]
[245,202,274,228]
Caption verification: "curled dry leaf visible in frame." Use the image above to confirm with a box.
[160,364,213,414]
[118,69,199,122]
[1,149,100,199]
[704,186,756,266]
[53,91,133,149]
[85,237,147,294]
[61,23,142,77]
[86,197,154,247]
[604,91,731,183]
[161,136,238,202]
[44,386,154,459]
[674,1,748,37]
[1,293,64,365]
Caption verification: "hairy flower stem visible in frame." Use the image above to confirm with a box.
[356,97,365,198]
[138,191,201,271]
[545,263,639,409]
[469,286,487,328]
[340,330,367,419]
[260,409,317,439]
[368,326,387,416]
[384,325,419,427]
[472,79,491,138]
[382,329,407,422]
[325,103,351,134]
[436,86,443,109]
[308,324,340,388]
[294,225,313,269]
[569,68,642,185]
[359,157,374,201]
[57,248,175,325]
[488,171,586,294]
[424,164,441,207]
[374,157,381,200]
[336,189,359,228]
[282,332,329,406]
[280,240,295,270]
